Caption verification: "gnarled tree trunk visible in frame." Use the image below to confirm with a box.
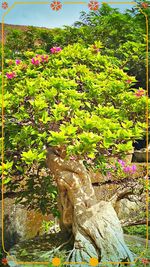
[47,147,134,266]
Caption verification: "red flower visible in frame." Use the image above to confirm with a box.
[2,2,8,9]
[126,79,132,84]
[135,89,145,97]
[141,258,150,264]
[141,2,149,8]
[2,258,8,265]
[88,1,99,10]
[50,1,62,11]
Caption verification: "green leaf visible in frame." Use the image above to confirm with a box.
[3,177,11,185]
[40,111,51,124]
[21,149,38,164]
[48,131,67,145]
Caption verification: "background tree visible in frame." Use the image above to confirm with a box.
[4,2,149,91]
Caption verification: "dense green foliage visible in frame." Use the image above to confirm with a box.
[1,42,148,213]
[1,3,149,215]
[124,225,150,238]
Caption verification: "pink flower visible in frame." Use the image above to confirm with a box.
[31,58,40,65]
[135,89,145,97]
[122,164,137,174]
[130,164,137,173]
[41,55,49,62]
[16,59,21,65]
[123,166,131,173]
[118,159,126,167]
[50,47,62,54]
[6,72,16,79]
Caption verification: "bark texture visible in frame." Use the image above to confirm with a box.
[47,148,134,266]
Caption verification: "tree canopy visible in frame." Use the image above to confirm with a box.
[1,2,149,215]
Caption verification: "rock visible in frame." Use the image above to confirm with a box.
[133,146,150,162]
[115,198,144,223]
[0,197,54,251]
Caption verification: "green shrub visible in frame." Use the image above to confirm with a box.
[124,225,150,239]
[1,42,148,214]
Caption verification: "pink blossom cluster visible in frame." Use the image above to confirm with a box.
[6,72,16,79]
[6,47,62,79]
[118,159,137,174]
[16,59,21,65]
[41,55,49,62]
[31,54,49,65]
[50,47,62,54]
[31,57,40,66]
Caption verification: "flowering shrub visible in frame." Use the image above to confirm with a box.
[3,43,148,160]
[118,160,137,174]
[91,158,137,180]
[1,43,149,213]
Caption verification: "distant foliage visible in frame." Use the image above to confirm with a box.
[3,3,149,90]
[124,225,150,238]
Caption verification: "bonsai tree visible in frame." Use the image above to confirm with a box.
[1,43,148,265]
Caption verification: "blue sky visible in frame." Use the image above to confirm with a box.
[0,0,135,28]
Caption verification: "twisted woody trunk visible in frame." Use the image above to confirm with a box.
[47,147,134,267]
